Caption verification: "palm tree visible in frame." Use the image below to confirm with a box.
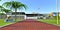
[0,6,12,14]
[0,0,1,1]
[0,6,5,18]
[0,6,4,12]
[0,6,5,13]
[3,9,12,14]
[2,1,27,21]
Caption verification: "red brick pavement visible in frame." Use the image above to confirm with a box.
[0,19,60,30]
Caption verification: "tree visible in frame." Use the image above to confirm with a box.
[2,1,27,21]
[0,6,4,12]
[0,6,5,19]
[3,9,12,13]
[0,6,12,14]
[0,0,1,1]
[0,6,5,15]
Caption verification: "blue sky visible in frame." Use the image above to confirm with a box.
[0,0,60,14]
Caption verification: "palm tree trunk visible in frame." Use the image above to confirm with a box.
[19,10,21,21]
[19,10,22,21]
[15,8,17,22]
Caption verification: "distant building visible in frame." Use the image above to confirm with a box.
[6,12,50,19]
[52,12,57,16]
[6,12,26,19]
[52,12,60,16]
[26,14,44,19]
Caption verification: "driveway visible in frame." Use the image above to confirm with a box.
[0,19,60,30]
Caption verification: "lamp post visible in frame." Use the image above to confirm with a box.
[56,0,58,24]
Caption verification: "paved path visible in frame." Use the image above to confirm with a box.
[0,19,60,30]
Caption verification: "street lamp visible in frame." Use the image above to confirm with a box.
[56,0,58,24]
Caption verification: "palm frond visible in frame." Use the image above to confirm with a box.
[2,2,12,7]
[2,1,27,10]
[2,9,12,13]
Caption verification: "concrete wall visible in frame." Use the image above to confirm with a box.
[26,17,37,19]
[7,15,26,19]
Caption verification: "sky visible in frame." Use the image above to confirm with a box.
[0,0,60,14]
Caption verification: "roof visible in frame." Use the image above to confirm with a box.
[11,12,46,17]
[12,12,25,15]
[26,14,44,17]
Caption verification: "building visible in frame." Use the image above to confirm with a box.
[6,12,49,19]
[52,12,60,16]
[6,12,26,19]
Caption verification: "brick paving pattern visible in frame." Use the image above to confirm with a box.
[0,19,60,30]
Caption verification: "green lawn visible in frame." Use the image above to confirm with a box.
[0,16,60,27]
[37,16,60,26]
[0,19,23,27]
[0,19,13,26]
[38,19,60,26]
